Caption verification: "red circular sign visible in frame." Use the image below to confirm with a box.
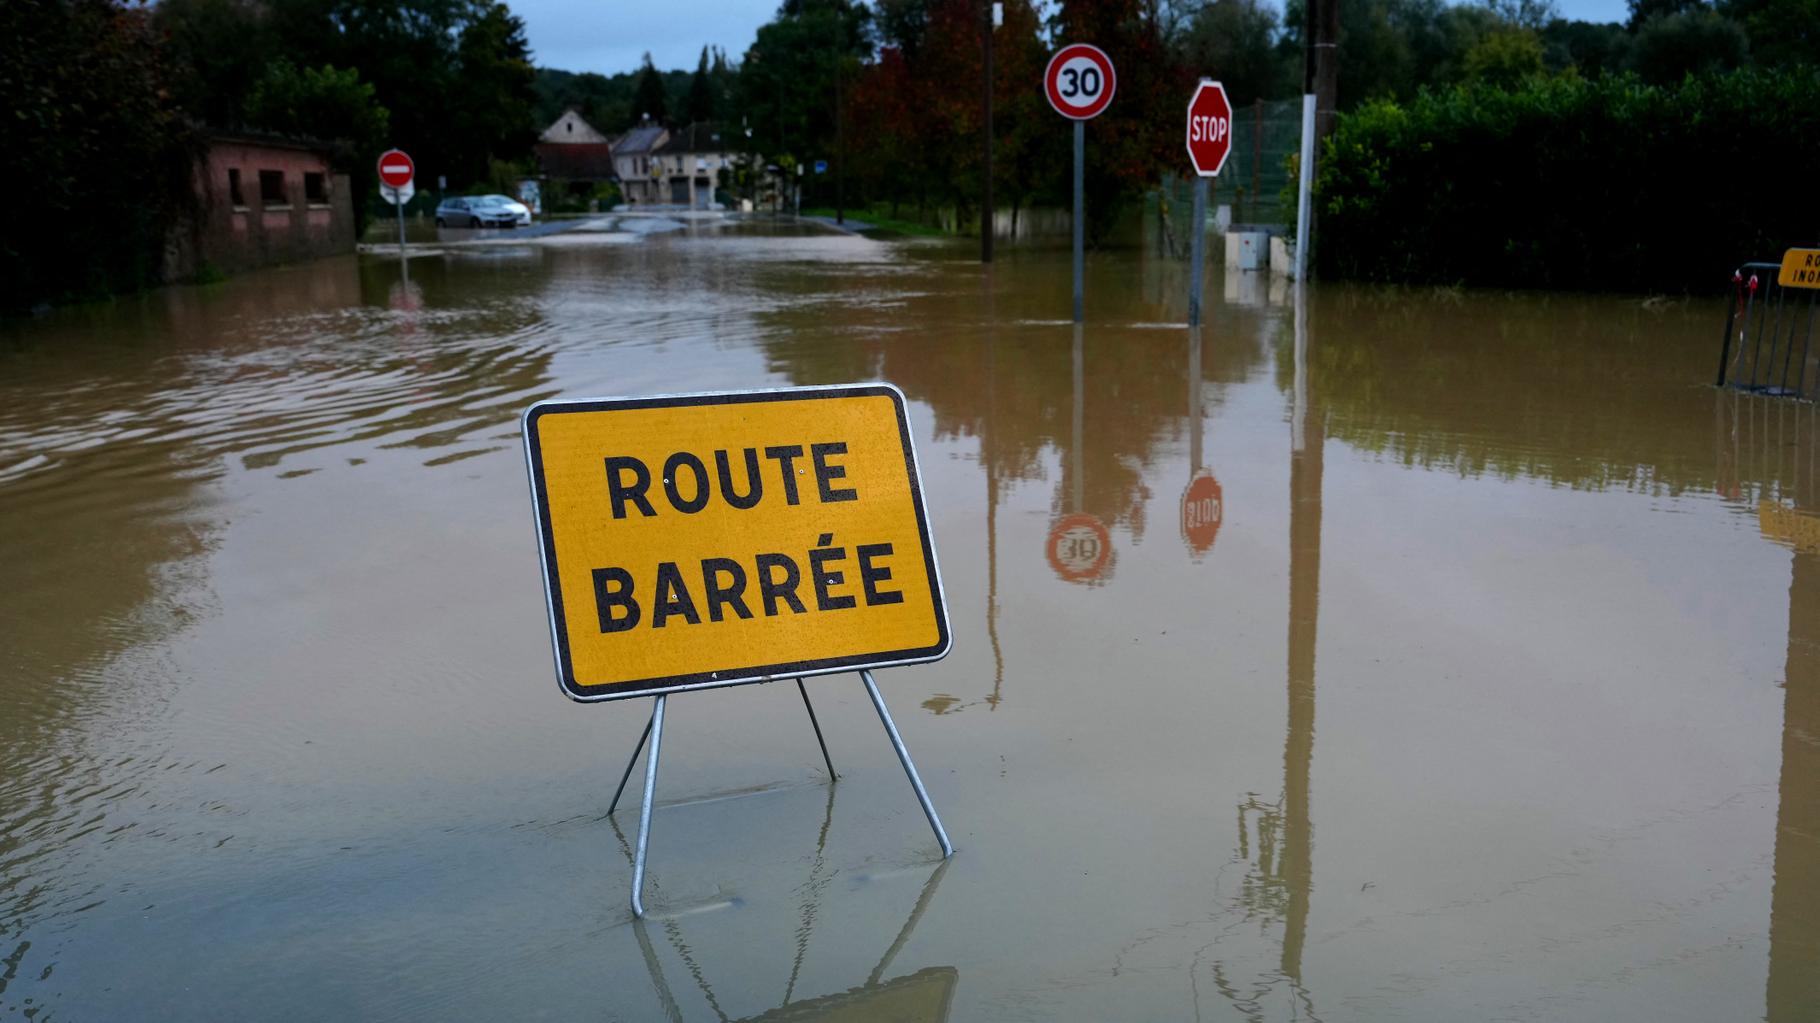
[1181,471,1223,557]
[1045,44,1117,121]
[1047,512,1112,583]
[377,149,415,189]
[1185,81,1233,177]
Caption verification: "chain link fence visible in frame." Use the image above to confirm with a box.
[1147,98,1303,260]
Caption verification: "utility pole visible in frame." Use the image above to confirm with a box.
[835,49,845,225]
[981,0,996,263]
[1305,0,1338,139]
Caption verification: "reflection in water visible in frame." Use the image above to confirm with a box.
[1207,284,1322,1021]
[618,787,956,1023]
[1721,391,1820,1021]
[8,227,1820,1019]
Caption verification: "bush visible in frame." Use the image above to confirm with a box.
[1314,67,1820,291]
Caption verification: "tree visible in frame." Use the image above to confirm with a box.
[1463,26,1546,86]
[633,52,671,123]
[1177,0,1294,104]
[245,61,391,228]
[1720,0,1819,67]
[451,0,537,180]
[1,0,200,308]
[154,0,276,127]
[738,0,873,171]
[685,45,717,122]
[1630,9,1749,83]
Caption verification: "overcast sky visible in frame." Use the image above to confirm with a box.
[518,0,1628,76]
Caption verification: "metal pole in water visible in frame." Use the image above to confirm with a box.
[606,713,655,816]
[1073,119,1085,324]
[1188,176,1207,326]
[631,694,667,918]
[1295,94,1315,283]
[397,189,407,261]
[861,670,954,857]
[796,678,837,780]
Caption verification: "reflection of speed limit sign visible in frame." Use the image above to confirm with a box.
[1047,512,1113,583]
[1044,44,1117,120]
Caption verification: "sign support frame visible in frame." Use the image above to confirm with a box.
[612,672,953,918]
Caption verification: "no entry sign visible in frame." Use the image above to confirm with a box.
[1045,44,1116,120]
[522,385,950,701]
[1185,81,1233,177]
[377,149,415,189]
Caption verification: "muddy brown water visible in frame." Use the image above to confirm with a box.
[3,219,1818,1021]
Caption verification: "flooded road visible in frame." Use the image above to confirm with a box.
[2,219,1817,1021]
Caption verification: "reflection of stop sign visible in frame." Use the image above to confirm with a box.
[1181,471,1223,556]
[377,149,415,189]
[1185,81,1233,177]
[1047,512,1112,583]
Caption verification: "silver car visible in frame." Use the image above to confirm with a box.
[436,195,528,228]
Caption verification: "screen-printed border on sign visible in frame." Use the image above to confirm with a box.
[522,383,951,702]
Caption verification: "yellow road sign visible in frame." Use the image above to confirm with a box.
[1779,249,1820,289]
[523,384,950,701]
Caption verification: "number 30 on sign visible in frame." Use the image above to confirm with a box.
[1045,43,1117,120]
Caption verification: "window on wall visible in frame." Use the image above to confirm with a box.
[304,172,327,204]
[259,170,287,207]
[228,168,246,207]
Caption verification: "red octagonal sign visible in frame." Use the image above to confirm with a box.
[377,149,415,189]
[1185,81,1233,177]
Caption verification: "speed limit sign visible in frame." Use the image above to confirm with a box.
[1045,44,1116,120]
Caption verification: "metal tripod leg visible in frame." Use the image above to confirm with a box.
[631,694,667,918]
[797,678,837,780]
[860,670,954,858]
[607,712,655,817]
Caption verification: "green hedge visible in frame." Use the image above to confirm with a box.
[1314,67,1820,292]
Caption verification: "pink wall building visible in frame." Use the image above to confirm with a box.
[168,135,356,278]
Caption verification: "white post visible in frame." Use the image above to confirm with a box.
[1294,94,1316,283]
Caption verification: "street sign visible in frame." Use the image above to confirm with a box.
[379,182,414,206]
[1779,249,1820,289]
[1046,512,1111,583]
[522,384,951,702]
[377,149,415,189]
[1044,44,1116,121]
[815,160,829,174]
[1186,80,1234,177]
[1181,471,1223,556]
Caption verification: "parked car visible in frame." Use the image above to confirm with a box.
[435,195,530,229]
[476,194,533,226]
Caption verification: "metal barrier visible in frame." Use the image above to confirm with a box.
[1718,262,1819,399]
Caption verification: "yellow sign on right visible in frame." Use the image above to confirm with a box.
[1778,248,1820,289]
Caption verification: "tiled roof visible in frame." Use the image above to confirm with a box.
[654,123,732,155]
[534,142,616,179]
[613,124,668,156]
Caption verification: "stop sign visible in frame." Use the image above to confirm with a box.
[1185,81,1233,177]
[377,149,415,189]
[1181,471,1223,556]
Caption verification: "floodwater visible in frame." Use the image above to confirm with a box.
[2,218,1817,1022]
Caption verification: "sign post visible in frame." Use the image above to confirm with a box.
[377,149,415,257]
[1045,44,1116,323]
[522,384,956,917]
[1184,80,1233,326]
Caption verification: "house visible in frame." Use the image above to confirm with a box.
[534,108,616,195]
[167,133,355,279]
[651,123,743,208]
[611,121,670,206]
